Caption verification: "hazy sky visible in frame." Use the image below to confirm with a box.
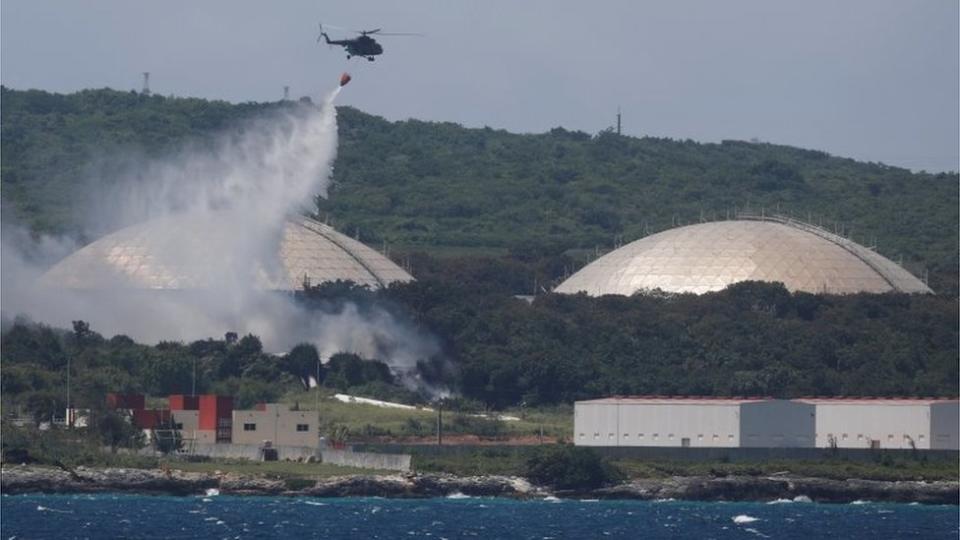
[2,0,957,172]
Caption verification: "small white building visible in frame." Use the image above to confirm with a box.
[232,404,319,447]
[574,397,815,448]
[796,398,959,450]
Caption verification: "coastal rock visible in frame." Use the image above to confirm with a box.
[218,473,286,495]
[2,465,955,504]
[591,475,959,505]
[1,465,217,495]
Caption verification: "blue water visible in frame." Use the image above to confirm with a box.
[2,494,957,539]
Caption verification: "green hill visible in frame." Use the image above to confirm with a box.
[2,87,957,291]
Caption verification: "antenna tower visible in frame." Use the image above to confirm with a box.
[616,106,622,135]
[142,72,151,95]
[283,86,290,100]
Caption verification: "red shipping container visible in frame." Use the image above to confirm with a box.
[168,395,200,411]
[202,395,234,443]
[132,409,171,429]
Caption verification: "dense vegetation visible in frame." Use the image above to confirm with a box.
[3,275,957,417]
[0,314,408,425]
[1,87,956,291]
[1,87,956,421]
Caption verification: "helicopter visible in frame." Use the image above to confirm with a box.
[317,23,420,61]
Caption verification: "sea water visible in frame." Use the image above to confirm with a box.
[2,493,957,539]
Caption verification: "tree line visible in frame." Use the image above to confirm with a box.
[3,257,957,417]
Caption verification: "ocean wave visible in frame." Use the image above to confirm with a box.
[733,515,759,524]
[36,505,72,514]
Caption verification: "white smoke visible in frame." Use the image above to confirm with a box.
[0,84,443,393]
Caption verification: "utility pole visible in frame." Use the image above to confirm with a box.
[436,401,443,446]
[66,355,72,427]
[616,106,621,136]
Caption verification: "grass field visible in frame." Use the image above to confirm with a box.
[281,390,573,442]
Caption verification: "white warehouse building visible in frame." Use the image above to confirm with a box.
[797,398,959,450]
[574,397,816,448]
[574,397,959,450]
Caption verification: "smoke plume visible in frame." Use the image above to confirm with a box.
[1,85,442,393]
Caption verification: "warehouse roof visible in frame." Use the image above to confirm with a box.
[577,396,776,405]
[796,397,958,405]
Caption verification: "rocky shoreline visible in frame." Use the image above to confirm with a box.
[1,465,957,505]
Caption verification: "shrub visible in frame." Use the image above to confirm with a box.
[524,445,624,490]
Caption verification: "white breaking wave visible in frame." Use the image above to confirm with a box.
[733,515,759,524]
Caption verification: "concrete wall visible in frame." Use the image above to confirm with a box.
[740,401,815,448]
[810,403,932,449]
[232,404,318,447]
[620,403,741,448]
[574,402,620,446]
[575,401,742,448]
[353,443,959,464]
[179,443,410,471]
[190,443,319,461]
[170,410,199,441]
[930,402,960,450]
[320,449,411,472]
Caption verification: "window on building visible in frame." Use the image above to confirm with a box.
[608,433,614,439]
[668,433,674,439]
[296,424,309,432]
[243,423,256,431]
[623,433,630,438]
[638,433,644,438]
[579,433,584,439]
[652,433,659,440]
[174,423,184,430]
[697,434,703,440]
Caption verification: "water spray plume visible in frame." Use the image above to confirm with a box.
[1,77,445,396]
